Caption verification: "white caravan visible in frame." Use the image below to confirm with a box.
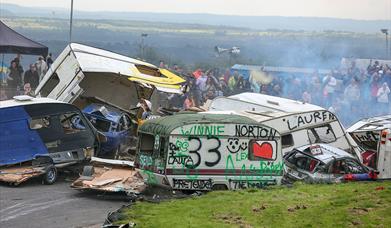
[204,92,362,159]
[34,43,185,113]
[348,115,391,178]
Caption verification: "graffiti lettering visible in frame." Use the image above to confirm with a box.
[172,179,213,190]
[353,131,379,143]
[229,179,277,189]
[180,125,225,136]
[235,125,277,140]
[283,111,336,131]
[139,154,153,168]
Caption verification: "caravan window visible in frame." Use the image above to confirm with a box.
[282,134,294,148]
[139,133,155,154]
[60,112,86,134]
[308,125,336,144]
[40,73,60,97]
[29,116,51,130]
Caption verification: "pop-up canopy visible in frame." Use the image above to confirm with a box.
[0,20,48,56]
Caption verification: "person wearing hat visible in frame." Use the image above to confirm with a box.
[137,98,152,120]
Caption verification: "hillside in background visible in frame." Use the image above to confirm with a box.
[1,3,390,33]
[0,14,388,70]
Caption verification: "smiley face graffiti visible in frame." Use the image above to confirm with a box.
[226,138,248,154]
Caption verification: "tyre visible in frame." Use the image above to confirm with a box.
[82,165,94,177]
[43,166,57,185]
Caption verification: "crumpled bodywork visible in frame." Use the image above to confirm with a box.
[71,157,145,195]
[283,144,376,184]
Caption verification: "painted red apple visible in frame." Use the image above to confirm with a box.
[253,142,274,160]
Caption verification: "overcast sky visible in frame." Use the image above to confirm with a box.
[1,0,391,20]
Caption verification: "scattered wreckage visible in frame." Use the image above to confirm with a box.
[71,157,145,195]
[34,43,186,158]
[0,96,100,185]
[82,103,136,158]
[135,113,284,191]
[283,144,377,184]
[348,115,391,179]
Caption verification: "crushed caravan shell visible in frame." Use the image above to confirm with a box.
[71,157,146,194]
[0,165,45,185]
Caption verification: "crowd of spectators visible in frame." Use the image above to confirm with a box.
[1,56,389,126]
[165,60,390,126]
[0,53,53,99]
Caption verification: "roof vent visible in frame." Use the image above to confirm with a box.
[13,95,33,101]
[266,100,279,106]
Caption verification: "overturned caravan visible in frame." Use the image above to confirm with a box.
[0,96,98,185]
[135,113,283,191]
[34,43,186,117]
[34,43,186,158]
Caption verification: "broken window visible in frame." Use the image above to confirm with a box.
[40,73,60,97]
[60,112,86,134]
[285,151,320,173]
[29,116,51,130]
[330,159,366,174]
[307,124,336,144]
[139,133,155,154]
[86,116,111,132]
[282,134,294,148]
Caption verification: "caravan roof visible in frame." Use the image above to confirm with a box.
[0,96,64,109]
[348,115,391,133]
[209,92,324,114]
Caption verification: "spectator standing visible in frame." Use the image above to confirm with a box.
[344,79,361,115]
[7,61,22,89]
[322,74,337,107]
[24,64,40,89]
[46,53,54,68]
[183,94,195,109]
[35,56,48,81]
[376,82,390,115]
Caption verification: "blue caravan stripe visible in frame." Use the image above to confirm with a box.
[0,106,48,166]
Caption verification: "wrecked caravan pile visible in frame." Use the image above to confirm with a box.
[348,115,391,179]
[34,43,186,112]
[204,92,362,159]
[34,43,186,158]
[135,113,283,191]
[0,96,98,185]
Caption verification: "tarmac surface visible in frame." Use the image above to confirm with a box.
[0,174,130,228]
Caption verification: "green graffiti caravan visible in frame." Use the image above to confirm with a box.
[135,113,283,191]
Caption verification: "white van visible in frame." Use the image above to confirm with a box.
[135,113,283,191]
[348,115,391,178]
[205,92,362,159]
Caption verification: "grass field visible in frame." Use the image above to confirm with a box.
[116,182,391,227]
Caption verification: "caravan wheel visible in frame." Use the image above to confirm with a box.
[43,166,57,185]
